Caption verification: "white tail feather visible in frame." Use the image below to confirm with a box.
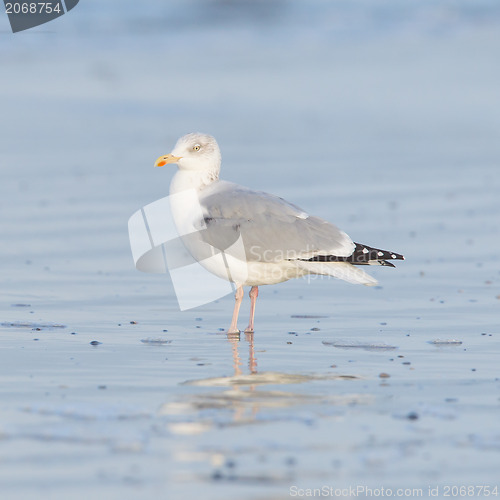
[297,261,378,286]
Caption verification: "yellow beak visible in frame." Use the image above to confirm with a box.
[154,154,182,167]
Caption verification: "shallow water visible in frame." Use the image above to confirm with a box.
[1,2,500,499]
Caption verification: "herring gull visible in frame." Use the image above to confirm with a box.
[154,133,404,334]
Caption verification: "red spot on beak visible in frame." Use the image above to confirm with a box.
[157,161,166,167]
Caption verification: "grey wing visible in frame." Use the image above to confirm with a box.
[197,182,355,263]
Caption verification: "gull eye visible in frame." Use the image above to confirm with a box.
[193,144,201,152]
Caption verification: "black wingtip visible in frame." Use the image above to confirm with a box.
[351,243,404,264]
[379,260,396,268]
[303,243,404,267]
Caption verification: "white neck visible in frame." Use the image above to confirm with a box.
[169,169,219,196]
[168,170,219,236]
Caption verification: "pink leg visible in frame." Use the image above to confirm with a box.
[227,286,244,334]
[244,286,259,333]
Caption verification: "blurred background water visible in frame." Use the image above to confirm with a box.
[1,1,500,499]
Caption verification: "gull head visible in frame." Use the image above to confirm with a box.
[154,133,221,175]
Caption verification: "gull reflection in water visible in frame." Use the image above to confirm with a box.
[228,331,257,375]
[160,333,370,434]
[227,331,259,422]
